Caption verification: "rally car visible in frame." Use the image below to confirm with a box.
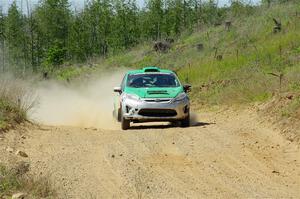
[113,66,191,130]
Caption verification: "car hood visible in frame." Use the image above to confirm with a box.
[124,87,184,98]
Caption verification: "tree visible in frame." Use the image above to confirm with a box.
[68,12,91,61]
[0,0,234,73]
[201,0,221,25]
[5,2,27,72]
[0,8,5,72]
[35,0,71,67]
[113,0,140,49]
[230,0,254,16]
[145,0,165,40]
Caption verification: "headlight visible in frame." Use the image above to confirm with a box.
[172,92,188,102]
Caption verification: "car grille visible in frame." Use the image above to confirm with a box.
[144,99,171,103]
[138,109,177,117]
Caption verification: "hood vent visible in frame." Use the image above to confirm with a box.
[147,90,168,95]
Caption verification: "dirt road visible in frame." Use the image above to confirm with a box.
[3,108,300,198]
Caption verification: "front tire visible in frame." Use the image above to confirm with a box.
[181,114,190,127]
[121,117,130,130]
[117,108,121,122]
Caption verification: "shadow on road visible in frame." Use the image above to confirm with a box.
[191,122,215,127]
[129,121,215,130]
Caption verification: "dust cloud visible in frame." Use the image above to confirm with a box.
[30,71,125,130]
[30,70,199,129]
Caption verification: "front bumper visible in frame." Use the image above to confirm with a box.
[121,97,189,122]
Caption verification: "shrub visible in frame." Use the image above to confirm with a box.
[0,164,56,198]
[0,75,36,131]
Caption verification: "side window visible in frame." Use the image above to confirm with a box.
[120,75,126,91]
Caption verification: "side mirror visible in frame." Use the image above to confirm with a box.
[113,86,122,93]
[183,84,191,93]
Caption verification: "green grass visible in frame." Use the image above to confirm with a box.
[0,99,26,132]
[281,96,300,118]
[0,164,56,198]
[0,164,21,196]
[0,120,6,131]
[103,2,300,106]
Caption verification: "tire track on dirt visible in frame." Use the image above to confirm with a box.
[3,109,299,198]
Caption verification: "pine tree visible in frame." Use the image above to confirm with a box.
[145,0,165,40]
[5,2,27,72]
[35,0,71,67]
[0,8,5,72]
[68,12,90,61]
[114,0,140,49]
[0,0,230,72]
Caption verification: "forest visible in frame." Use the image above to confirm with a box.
[0,0,259,74]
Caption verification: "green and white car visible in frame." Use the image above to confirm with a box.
[113,66,191,130]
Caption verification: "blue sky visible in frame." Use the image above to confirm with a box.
[1,0,261,13]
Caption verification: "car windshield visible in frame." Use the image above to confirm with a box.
[127,73,180,88]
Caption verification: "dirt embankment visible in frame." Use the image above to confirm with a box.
[1,107,299,198]
[258,93,300,144]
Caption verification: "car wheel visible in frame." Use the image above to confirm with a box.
[117,108,121,122]
[181,113,190,127]
[170,121,179,127]
[121,116,130,130]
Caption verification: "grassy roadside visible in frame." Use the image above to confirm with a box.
[0,76,57,198]
[0,99,26,132]
[0,78,33,132]
[0,164,56,198]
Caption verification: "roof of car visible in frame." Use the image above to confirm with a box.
[127,66,174,75]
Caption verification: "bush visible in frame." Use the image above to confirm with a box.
[46,43,67,67]
[0,164,56,198]
[0,76,36,131]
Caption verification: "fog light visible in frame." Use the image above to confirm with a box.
[129,109,135,115]
[126,106,131,113]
